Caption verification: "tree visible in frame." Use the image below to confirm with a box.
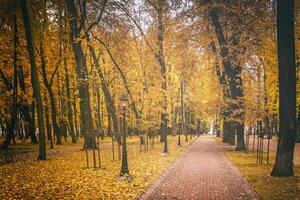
[271,0,297,177]
[64,48,77,143]
[146,0,169,154]
[1,8,18,151]
[20,0,46,160]
[39,39,62,145]
[65,0,94,148]
[208,6,245,150]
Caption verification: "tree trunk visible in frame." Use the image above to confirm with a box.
[73,90,79,138]
[170,88,176,136]
[215,113,221,137]
[271,0,296,177]
[31,99,36,140]
[222,116,230,143]
[236,123,245,150]
[96,88,104,139]
[40,43,62,145]
[107,101,112,137]
[64,51,76,143]
[157,1,168,154]
[96,39,140,120]
[172,107,178,136]
[2,13,18,150]
[44,95,53,149]
[211,42,231,143]
[21,103,37,143]
[66,0,94,148]
[20,0,46,160]
[86,35,121,144]
[209,8,245,149]
[16,16,37,144]
[297,105,300,140]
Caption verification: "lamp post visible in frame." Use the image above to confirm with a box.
[119,93,129,177]
[162,112,169,155]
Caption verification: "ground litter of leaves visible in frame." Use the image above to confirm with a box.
[0,136,196,200]
[215,138,300,200]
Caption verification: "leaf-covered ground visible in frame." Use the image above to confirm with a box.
[0,136,196,199]
[215,138,300,200]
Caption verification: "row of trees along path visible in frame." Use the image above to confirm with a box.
[0,0,298,189]
[140,1,298,198]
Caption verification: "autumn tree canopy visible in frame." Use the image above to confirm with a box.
[0,0,299,183]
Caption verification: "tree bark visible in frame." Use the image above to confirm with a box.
[96,88,104,139]
[64,50,76,143]
[297,105,300,140]
[17,18,37,144]
[86,35,121,144]
[66,0,94,148]
[73,91,79,139]
[40,43,62,145]
[20,0,46,160]
[209,8,245,150]
[2,13,19,151]
[211,42,232,143]
[44,95,53,149]
[157,1,168,153]
[271,0,296,177]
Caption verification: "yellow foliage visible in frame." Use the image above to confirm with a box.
[0,136,196,199]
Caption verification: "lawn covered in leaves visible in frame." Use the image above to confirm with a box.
[215,138,300,200]
[0,136,195,199]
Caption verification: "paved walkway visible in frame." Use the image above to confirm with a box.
[138,136,259,200]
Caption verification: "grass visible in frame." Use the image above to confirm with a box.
[215,137,300,200]
[0,135,196,199]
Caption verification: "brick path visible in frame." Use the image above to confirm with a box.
[138,136,259,200]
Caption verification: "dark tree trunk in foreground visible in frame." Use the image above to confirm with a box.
[297,105,300,140]
[236,123,245,150]
[233,64,245,150]
[271,0,296,177]
[20,0,46,160]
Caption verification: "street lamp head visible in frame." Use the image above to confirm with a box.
[120,93,129,112]
[165,112,169,120]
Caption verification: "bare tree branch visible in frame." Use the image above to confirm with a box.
[93,36,140,119]
[116,3,158,58]
[85,0,109,34]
